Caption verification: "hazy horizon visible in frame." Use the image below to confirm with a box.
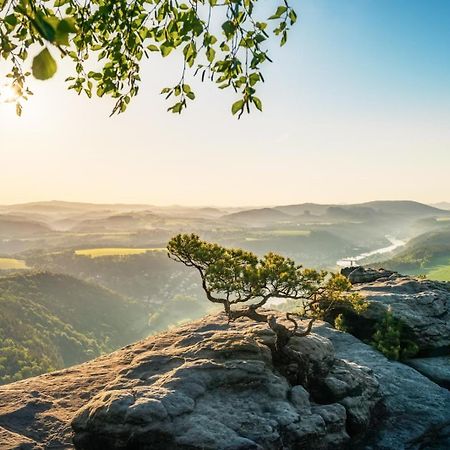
[2,0,449,205]
[0,197,449,208]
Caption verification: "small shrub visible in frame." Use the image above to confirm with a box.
[334,314,348,332]
[372,308,419,360]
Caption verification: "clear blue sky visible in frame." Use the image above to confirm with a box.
[1,0,449,206]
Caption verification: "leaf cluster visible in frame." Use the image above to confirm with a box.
[1,0,297,116]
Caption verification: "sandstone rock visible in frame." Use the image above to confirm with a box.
[341,266,398,284]
[314,322,450,449]
[2,310,449,450]
[0,313,381,450]
[72,313,381,450]
[349,275,450,355]
[406,356,450,389]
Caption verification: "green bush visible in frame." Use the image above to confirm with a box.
[372,309,419,360]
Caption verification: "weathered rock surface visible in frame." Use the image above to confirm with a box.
[314,323,450,449]
[406,356,450,389]
[0,312,381,450]
[72,314,381,450]
[342,269,450,355]
[1,308,450,450]
[341,266,398,284]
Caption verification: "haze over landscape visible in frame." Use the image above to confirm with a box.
[2,0,450,206]
[1,0,450,449]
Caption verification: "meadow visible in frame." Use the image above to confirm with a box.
[75,248,166,258]
[0,258,28,270]
[423,256,450,281]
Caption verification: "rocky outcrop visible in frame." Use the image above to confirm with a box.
[314,323,450,449]
[71,314,382,450]
[1,308,450,449]
[341,266,398,284]
[0,312,382,450]
[341,268,450,355]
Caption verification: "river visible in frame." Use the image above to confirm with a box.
[336,236,406,268]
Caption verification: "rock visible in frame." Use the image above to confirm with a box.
[406,357,450,389]
[341,266,398,284]
[0,426,36,450]
[2,309,450,450]
[0,312,381,450]
[350,274,450,355]
[314,322,450,450]
[72,313,381,450]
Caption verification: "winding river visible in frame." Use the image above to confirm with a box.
[336,236,406,268]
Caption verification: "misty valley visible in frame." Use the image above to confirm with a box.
[1,199,449,385]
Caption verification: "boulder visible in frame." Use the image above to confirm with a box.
[341,266,398,284]
[1,310,450,450]
[71,313,381,450]
[314,322,450,450]
[0,313,381,450]
[349,275,450,355]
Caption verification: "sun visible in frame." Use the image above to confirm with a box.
[0,83,22,103]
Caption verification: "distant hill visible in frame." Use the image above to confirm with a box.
[0,201,232,222]
[222,208,291,225]
[375,229,450,281]
[0,200,154,214]
[232,201,449,226]
[432,202,450,211]
[26,250,214,331]
[277,200,446,218]
[72,211,162,232]
[0,216,51,237]
[274,203,331,216]
[0,272,147,384]
[358,200,445,216]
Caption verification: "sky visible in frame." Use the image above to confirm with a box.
[1,0,449,207]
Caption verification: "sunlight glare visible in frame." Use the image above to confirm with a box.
[0,82,22,103]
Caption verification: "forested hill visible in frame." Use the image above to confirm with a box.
[0,272,147,385]
[376,229,450,280]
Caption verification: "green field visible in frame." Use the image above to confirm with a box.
[75,248,166,258]
[0,258,28,270]
[424,257,450,281]
[401,256,450,282]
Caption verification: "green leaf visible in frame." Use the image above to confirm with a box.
[32,14,57,42]
[231,99,244,115]
[4,14,18,27]
[58,18,77,34]
[55,17,77,45]
[160,44,173,57]
[253,97,262,111]
[289,10,298,25]
[222,21,235,38]
[206,47,216,63]
[269,6,288,20]
[32,48,57,80]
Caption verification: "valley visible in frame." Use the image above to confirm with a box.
[0,199,449,385]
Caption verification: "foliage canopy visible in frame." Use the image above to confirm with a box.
[0,0,296,116]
